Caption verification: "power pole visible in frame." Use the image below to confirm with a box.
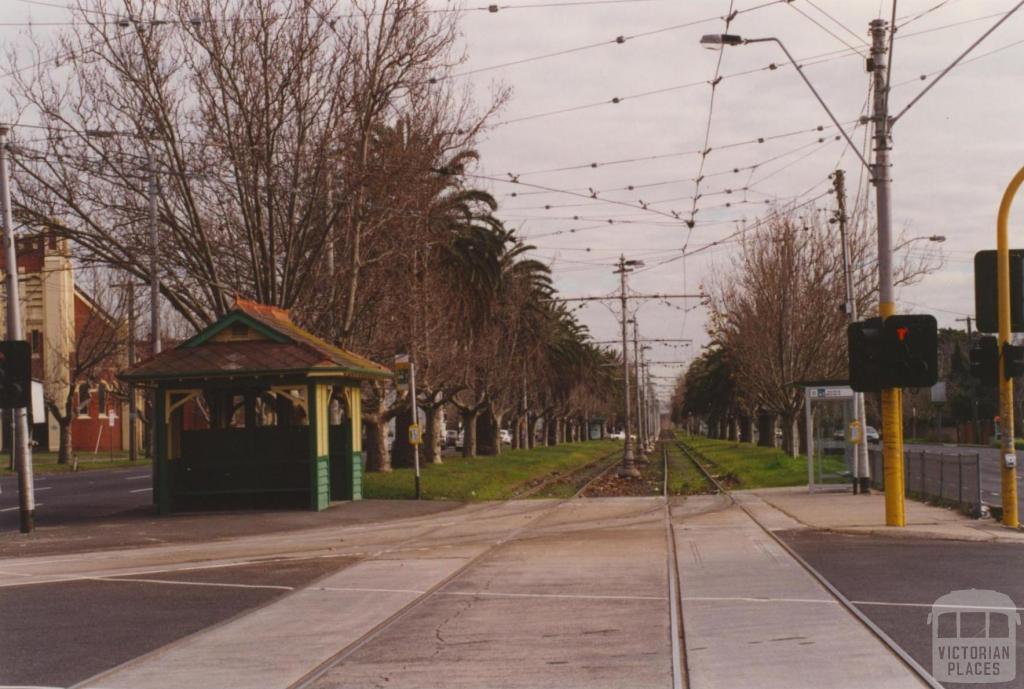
[615,255,639,478]
[148,148,160,357]
[0,125,35,533]
[834,169,871,494]
[870,19,906,525]
[955,316,973,338]
[631,318,646,458]
[126,282,137,463]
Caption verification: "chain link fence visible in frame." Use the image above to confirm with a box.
[868,448,984,517]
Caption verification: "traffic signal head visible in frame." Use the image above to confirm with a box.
[848,317,884,392]
[883,315,939,388]
[0,341,31,409]
[970,336,999,386]
[974,250,1024,333]
[1004,342,1024,379]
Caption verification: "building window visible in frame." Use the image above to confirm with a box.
[77,384,91,416]
[97,384,107,417]
[29,330,42,355]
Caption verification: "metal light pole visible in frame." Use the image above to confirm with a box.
[410,358,421,500]
[615,255,642,478]
[833,169,871,494]
[0,126,35,533]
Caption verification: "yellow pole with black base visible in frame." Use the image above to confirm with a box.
[996,167,1024,528]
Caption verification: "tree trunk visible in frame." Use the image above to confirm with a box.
[781,413,797,457]
[57,418,72,465]
[797,410,809,457]
[364,417,392,473]
[527,414,536,449]
[757,412,775,447]
[727,417,738,441]
[477,409,498,456]
[546,417,558,446]
[739,415,753,443]
[511,414,521,450]
[392,406,413,468]
[462,409,479,457]
[424,405,443,464]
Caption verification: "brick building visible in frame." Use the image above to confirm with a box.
[0,230,131,453]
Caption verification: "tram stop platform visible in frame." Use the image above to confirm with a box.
[750,486,1024,543]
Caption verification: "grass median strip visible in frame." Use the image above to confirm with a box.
[0,452,149,477]
[363,440,618,501]
[678,435,846,489]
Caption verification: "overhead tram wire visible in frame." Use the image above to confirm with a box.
[787,1,868,57]
[684,0,735,241]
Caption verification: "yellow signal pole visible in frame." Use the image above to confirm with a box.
[996,167,1024,528]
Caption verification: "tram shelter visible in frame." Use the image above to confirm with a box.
[121,298,391,514]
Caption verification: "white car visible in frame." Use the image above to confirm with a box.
[499,429,512,444]
[609,431,626,440]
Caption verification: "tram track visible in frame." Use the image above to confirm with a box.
[287,448,664,689]
[672,436,944,689]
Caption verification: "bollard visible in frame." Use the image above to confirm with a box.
[939,457,944,501]
[920,452,926,498]
[975,454,983,518]
[958,454,964,506]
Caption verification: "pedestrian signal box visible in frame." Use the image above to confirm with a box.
[0,341,31,409]
[970,336,999,386]
[884,315,939,389]
[848,315,938,391]
[974,250,1024,333]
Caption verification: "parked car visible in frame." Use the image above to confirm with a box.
[455,430,465,450]
[499,429,512,444]
[445,429,459,447]
[865,426,881,442]
[609,430,625,440]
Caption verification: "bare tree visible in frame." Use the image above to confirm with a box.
[707,203,941,456]
[44,275,127,465]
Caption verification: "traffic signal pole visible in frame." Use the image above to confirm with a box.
[995,167,1024,528]
[869,20,906,526]
[0,126,35,533]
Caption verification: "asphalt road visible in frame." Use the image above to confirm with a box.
[0,465,153,532]
[781,529,1024,688]
[0,555,356,687]
[906,442,1022,509]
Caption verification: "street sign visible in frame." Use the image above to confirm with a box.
[394,354,410,392]
[806,385,855,400]
[408,423,422,445]
[108,411,117,427]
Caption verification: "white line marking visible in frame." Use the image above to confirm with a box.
[34,487,52,492]
[124,474,149,481]
[853,600,1024,612]
[682,595,837,605]
[0,503,42,513]
[129,488,150,494]
[318,586,427,595]
[94,576,294,591]
[442,590,667,602]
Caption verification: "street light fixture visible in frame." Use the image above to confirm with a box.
[893,235,946,252]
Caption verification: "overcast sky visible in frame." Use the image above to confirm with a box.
[3,0,1023,401]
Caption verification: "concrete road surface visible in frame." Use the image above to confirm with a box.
[0,491,944,689]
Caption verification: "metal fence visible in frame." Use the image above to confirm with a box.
[869,448,983,516]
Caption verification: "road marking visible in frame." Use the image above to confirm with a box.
[682,595,837,605]
[853,599,1024,612]
[124,474,150,481]
[0,503,42,513]
[94,576,295,591]
[443,590,667,602]
[34,487,52,492]
[129,487,150,494]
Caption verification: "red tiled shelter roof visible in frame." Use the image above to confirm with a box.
[121,298,391,383]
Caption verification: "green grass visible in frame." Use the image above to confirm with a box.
[663,442,714,495]
[678,434,847,489]
[0,451,149,476]
[363,440,618,501]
